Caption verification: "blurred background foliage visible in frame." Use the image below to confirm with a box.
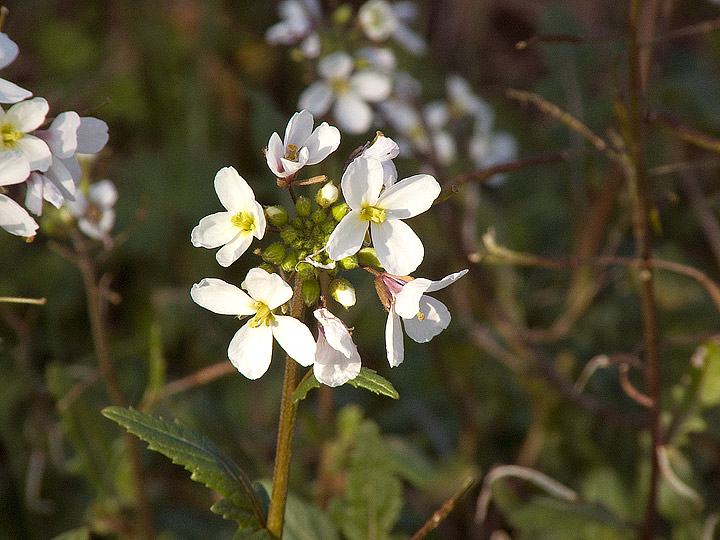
[1,0,720,539]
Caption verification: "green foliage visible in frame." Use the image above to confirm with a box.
[293,368,399,403]
[102,406,269,535]
[49,528,90,540]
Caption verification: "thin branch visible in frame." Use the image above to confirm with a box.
[409,477,476,540]
[141,361,236,408]
[0,296,47,305]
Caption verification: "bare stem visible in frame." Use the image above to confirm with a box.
[409,476,476,540]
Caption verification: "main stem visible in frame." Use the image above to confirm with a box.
[627,2,662,539]
[266,276,304,538]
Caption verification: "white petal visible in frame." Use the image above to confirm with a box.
[272,315,317,366]
[6,97,48,132]
[392,24,427,55]
[25,172,44,215]
[60,156,82,183]
[381,160,398,187]
[244,268,293,308]
[314,308,356,358]
[378,173,440,219]
[0,79,32,104]
[279,149,309,177]
[75,117,109,154]
[364,135,399,161]
[214,166,256,212]
[333,95,372,134]
[349,71,392,103]
[42,176,65,208]
[301,33,321,58]
[394,278,431,319]
[191,212,235,248]
[304,122,340,165]
[371,219,424,276]
[0,194,39,237]
[425,269,469,292]
[0,151,30,186]
[228,324,274,379]
[215,231,253,267]
[325,210,368,261]
[314,338,361,387]
[190,277,257,316]
[403,296,450,343]
[266,131,285,176]
[42,156,76,199]
[341,155,383,209]
[89,179,118,208]
[385,308,404,367]
[318,51,354,80]
[298,82,334,116]
[37,111,80,158]
[15,135,52,172]
[0,34,20,69]
[246,199,266,239]
[284,110,314,149]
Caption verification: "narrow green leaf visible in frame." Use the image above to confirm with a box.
[699,341,720,407]
[346,368,399,399]
[292,372,321,403]
[102,406,267,528]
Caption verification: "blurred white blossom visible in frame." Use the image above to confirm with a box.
[0,33,32,104]
[265,0,323,58]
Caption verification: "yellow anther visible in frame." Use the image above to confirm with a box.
[360,205,386,224]
[231,211,255,231]
[417,311,425,321]
[1,124,24,147]
[285,144,300,162]
[248,302,274,328]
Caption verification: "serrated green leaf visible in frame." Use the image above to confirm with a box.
[50,528,90,540]
[292,372,322,403]
[346,368,399,399]
[283,491,340,540]
[102,406,267,529]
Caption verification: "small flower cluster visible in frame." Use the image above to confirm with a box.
[191,110,466,388]
[0,30,113,242]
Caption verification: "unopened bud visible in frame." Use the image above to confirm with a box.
[280,227,298,244]
[281,251,298,273]
[262,242,286,264]
[357,247,382,269]
[296,196,312,217]
[296,262,315,280]
[332,202,350,222]
[302,278,320,307]
[330,277,356,308]
[340,255,358,270]
[311,207,326,224]
[316,182,339,208]
[258,263,275,274]
[265,205,288,227]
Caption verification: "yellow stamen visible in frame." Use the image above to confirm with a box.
[330,77,350,95]
[231,211,255,231]
[360,205,385,223]
[248,302,274,328]
[1,124,24,148]
[285,144,300,162]
[417,311,425,321]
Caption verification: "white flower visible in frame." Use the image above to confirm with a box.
[313,308,361,386]
[266,0,322,58]
[0,97,52,173]
[67,179,118,246]
[358,0,426,55]
[325,156,439,275]
[380,269,468,367]
[298,51,392,134]
[191,270,317,379]
[0,33,32,104]
[191,166,266,267]
[265,110,340,178]
[0,151,36,237]
[360,134,398,187]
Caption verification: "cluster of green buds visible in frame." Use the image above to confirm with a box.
[258,181,380,309]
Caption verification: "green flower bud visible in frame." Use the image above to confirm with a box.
[303,217,315,230]
[329,277,356,308]
[311,207,326,224]
[296,262,315,280]
[332,202,350,222]
[316,182,339,208]
[262,242,286,264]
[258,263,275,274]
[340,255,358,270]
[265,205,288,227]
[295,196,312,217]
[280,227,298,244]
[357,247,383,269]
[322,220,336,234]
[291,217,303,230]
[281,251,298,273]
[302,278,320,307]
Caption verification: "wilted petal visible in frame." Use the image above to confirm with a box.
[325,210,368,261]
[214,166,256,212]
[425,269,468,292]
[314,308,355,357]
[215,231,253,267]
[245,268,293,308]
[334,94,372,134]
[299,82,334,116]
[191,277,257,316]
[229,324,274,379]
[403,295,451,343]
[385,308,404,367]
[0,150,30,186]
[350,71,392,103]
[191,212,235,248]
[371,218,424,276]
[314,338,361,386]
[0,194,39,237]
[272,315,317,366]
[379,174,440,219]
[304,122,340,165]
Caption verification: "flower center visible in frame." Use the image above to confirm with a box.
[360,204,385,223]
[284,144,300,162]
[1,124,24,148]
[86,201,103,225]
[231,211,255,232]
[330,77,350,96]
[248,302,275,328]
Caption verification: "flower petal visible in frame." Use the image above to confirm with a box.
[314,338,361,386]
[0,193,39,237]
[75,117,109,154]
[244,268,293,308]
[284,110,314,149]
[272,315,317,366]
[6,97,48,132]
[304,122,341,165]
[0,34,20,69]
[37,111,80,158]
[371,218,424,276]
[379,173,440,219]
[318,51,354,80]
[266,131,285,176]
[385,307,404,367]
[341,155,383,209]
[89,179,118,208]
[215,230,253,267]
[314,307,356,357]
[191,277,257,316]
[15,135,52,172]
[425,269,469,292]
[43,156,76,199]
[349,71,392,103]
[394,278,431,319]
[25,172,44,215]
[333,94,372,134]
[0,79,32,104]
[191,212,235,248]
[325,210,368,262]
[0,150,30,186]
[214,166,255,212]
[298,82,334,117]
[228,323,274,379]
[403,296,450,343]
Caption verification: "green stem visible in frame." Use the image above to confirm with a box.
[266,275,304,538]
